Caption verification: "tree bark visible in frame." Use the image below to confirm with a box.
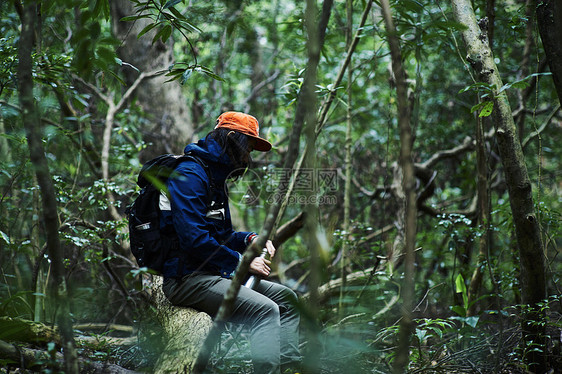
[380,1,417,373]
[17,3,79,373]
[467,110,491,317]
[143,276,213,374]
[339,0,354,314]
[300,1,327,372]
[451,0,547,371]
[110,0,193,155]
[536,0,562,107]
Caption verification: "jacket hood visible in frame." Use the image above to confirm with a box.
[183,137,233,182]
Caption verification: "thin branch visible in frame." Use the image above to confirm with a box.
[100,70,159,222]
[242,69,281,108]
[72,74,111,103]
[522,104,560,149]
[114,70,160,113]
[316,0,374,135]
[419,136,475,170]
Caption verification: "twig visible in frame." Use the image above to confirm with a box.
[316,0,374,135]
[242,70,281,109]
[521,104,560,149]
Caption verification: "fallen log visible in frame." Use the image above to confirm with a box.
[0,316,60,345]
[142,275,213,374]
[0,339,140,373]
[73,323,134,335]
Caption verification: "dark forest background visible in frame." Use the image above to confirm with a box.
[1,0,561,373]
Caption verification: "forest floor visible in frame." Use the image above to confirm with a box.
[1,311,561,373]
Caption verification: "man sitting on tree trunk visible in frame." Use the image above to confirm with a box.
[161,111,301,374]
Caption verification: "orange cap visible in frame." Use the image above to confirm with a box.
[215,111,272,152]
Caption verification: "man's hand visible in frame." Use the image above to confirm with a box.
[264,239,276,258]
[249,239,276,277]
[249,257,272,277]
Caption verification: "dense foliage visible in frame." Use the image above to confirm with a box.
[1,0,560,372]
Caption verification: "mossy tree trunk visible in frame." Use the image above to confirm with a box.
[17,2,79,372]
[451,0,547,371]
[380,1,417,373]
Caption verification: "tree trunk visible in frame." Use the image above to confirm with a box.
[380,1,417,373]
[451,0,547,371]
[110,0,193,155]
[142,276,213,374]
[467,111,491,317]
[299,0,328,371]
[536,0,562,107]
[17,3,79,373]
[339,0,353,314]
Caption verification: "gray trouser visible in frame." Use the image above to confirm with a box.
[162,274,301,374]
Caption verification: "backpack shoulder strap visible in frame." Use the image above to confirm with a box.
[137,154,183,188]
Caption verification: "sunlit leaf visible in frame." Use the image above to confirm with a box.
[478,101,493,117]
[0,231,9,244]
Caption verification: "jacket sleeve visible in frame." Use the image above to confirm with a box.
[223,229,257,253]
[167,163,241,277]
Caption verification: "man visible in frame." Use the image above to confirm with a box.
[161,111,301,374]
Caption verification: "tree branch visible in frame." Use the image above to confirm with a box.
[272,211,306,248]
[315,0,374,135]
[242,69,281,109]
[521,104,560,150]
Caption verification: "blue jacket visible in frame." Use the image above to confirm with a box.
[161,137,256,279]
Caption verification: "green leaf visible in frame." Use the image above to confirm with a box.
[107,70,126,86]
[478,101,493,117]
[138,23,158,39]
[415,328,427,343]
[169,6,187,21]
[153,24,173,44]
[455,274,469,311]
[499,72,552,94]
[0,230,9,244]
[161,24,173,43]
[451,305,466,317]
[164,0,182,9]
[197,66,225,82]
[433,20,469,32]
[120,15,141,22]
[465,316,479,328]
[470,101,485,113]
[458,82,494,95]
[96,46,116,66]
[180,69,192,85]
[400,0,424,13]
[470,100,494,117]
[92,0,110,20]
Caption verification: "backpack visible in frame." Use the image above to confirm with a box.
[126,153,213,273]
